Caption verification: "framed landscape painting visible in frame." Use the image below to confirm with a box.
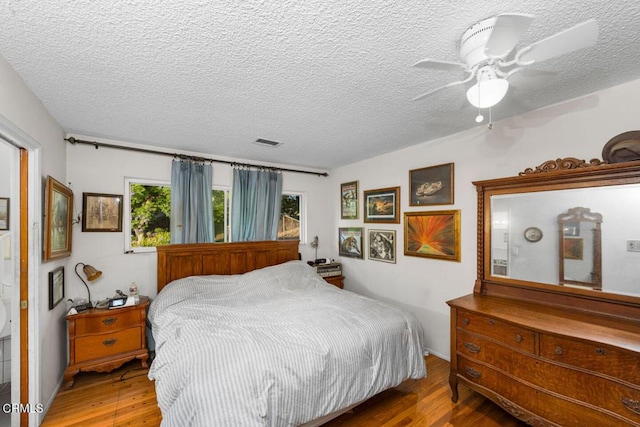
[409,162,454,206]
[404,210,461,262]
[49,266,65,310]
[82,193,123,232]
[364,187,400,224]
[0,198,8,230]
[44,176,73,261]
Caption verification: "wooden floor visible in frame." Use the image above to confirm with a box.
[42,355,527,426]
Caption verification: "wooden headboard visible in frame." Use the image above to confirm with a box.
[156,240,300,292]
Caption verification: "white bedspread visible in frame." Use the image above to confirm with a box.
[148,261,426,426]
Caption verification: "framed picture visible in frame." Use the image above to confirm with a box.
[0,198,8,230]
[404,210,461,262]
[338,227,364,259]
[340,181,359,219]
[364,187,400,224]
[563,238,584,260]
[44,176,73,261]
[368,229,396,263]
[49,266,65,310]
[409,162,454,206]
[82,193,123,232]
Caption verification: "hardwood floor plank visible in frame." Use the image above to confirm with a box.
[42,356,527,426]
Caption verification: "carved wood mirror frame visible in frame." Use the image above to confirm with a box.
[473,158,640,317]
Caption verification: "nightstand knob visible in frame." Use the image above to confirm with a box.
[102,339,117,347]
[102,318,117,325]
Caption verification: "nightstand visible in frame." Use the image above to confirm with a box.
[63,297,149,389]
[323,275,344,289]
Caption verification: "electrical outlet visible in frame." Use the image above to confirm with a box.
[627,240,640,252]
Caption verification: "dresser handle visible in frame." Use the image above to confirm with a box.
[465,366,482,379]
[595,347,607,355]
[514,334,522,343]
[462,318,470,325]
[102,339,117,347]
[488,319,496,325]
[622,397,640,415]
[464,342,481,353]
[555,346,563,355]
[102,318,117,325]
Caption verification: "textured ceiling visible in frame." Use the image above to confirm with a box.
[1,1,639,170]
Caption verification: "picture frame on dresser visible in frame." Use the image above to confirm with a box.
[368,229,396,263]
[44,176,73,261]
[409,162,454,206]
[363,187,400,224]
[82,192,123,232]
[338,227,363,259]
[49,266,65,310]
[404,210,460,262]
[340,181,359,219]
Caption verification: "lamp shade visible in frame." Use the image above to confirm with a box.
[82,264,102,281]
[466,78,509,109]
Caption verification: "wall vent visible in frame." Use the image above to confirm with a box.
[254,138,283,148]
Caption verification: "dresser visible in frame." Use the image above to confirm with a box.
[448,294,640,426]
[451,158,640,426]
[63,298,149,389]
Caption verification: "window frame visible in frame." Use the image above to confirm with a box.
[124,177,170,254]
[279,191,306,244]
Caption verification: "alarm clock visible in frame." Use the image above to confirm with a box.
[108,296,128,309]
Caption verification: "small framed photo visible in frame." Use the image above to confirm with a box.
[409,162,454,206]
[49,266,65,310]
[340,181,359,219]
[338,227,364,259]
[82,193,123,232]
[368,229,396,263]
[404,210,461,262]
[0,198,8,230]
[44,176,73,261]
[364,187,400,224]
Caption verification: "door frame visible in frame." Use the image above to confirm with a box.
[0,117,41,426]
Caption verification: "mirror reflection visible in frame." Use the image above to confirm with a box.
[490,183,640,296]
[558,207,602,290]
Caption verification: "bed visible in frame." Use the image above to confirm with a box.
[149,240,427,426]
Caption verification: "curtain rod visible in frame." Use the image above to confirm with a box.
[65,137,329,177]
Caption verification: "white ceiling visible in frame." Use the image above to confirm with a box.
[1,1,639,171]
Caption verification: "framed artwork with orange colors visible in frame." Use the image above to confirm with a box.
[404,210,460,262]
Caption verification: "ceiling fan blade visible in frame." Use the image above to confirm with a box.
[484,13,535,59]
[412,79,468,101]
[412,58,467,72]
[516,19,598,64]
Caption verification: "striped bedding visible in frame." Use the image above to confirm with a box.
[148,260,426,426]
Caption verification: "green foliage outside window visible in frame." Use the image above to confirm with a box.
[130,184,171,247]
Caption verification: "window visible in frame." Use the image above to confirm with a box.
[278,193,305,242]
[124,178,171,253]
[124,180,302,251]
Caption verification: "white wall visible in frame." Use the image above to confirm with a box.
[329,79,640,360]
[65,140,333,304]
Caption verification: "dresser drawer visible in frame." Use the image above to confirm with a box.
[540,334,640,385]
[75,310,141,335]
[458,357,634,427]
[75,327,142,363]
[457,310,535,353]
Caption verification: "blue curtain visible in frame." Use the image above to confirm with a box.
[231,168,283,242]
[170,160,214,243]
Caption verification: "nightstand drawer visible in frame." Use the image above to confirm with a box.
[75,310,140,335]
[75,328,141,363]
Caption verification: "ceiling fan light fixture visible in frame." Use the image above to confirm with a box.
[466,77,509,109]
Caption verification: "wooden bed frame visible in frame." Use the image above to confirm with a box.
[156,240,300,292]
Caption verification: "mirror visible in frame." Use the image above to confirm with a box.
[476,158,640,302]
[558,207,602,290]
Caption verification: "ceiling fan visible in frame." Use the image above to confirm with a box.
[412,14,598,121]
